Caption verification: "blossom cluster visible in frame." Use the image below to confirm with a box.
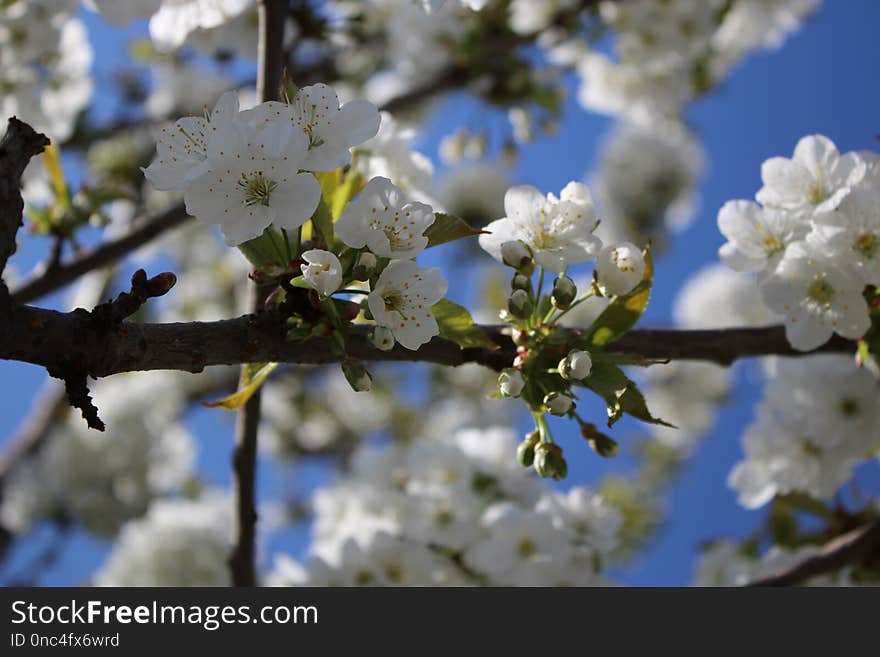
[0,373,195,537]
[0,0,93,142]
[144,86,377,244]
[474,181,660,478]
[592,123,704,247]
[718,135,879,350]
[268,425,621,586]
[144,85,450,356]
[94,492,233,587]
[728,354,880,508]
[576,0,820,127]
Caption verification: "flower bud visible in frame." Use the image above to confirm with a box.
[516,431,540,467]
[498,368,525,397]
[551,275,576,309]
[507,288,533,319]
[301,249,343,298]
[543,391,574,416]
[596,242,645,296]
[501,240,533,271]
[582,423,618,458]
[370,326,395,351]
[511,328,528,346]
[534,443,567,480]
[341,360,373,392]
[558,349,592,381]
[511,273,531,291]
[352,251,378,280]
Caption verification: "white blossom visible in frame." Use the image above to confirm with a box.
[728,354,879,509]
[463,503,572,586]
[674,264,776,330]
[248,83,380,172]
[596,242,645,295]
[95,493,232,586]
[183,116,322,245]
[149,0,254,51]
[728,410,858,508]
[559,349,592,380]
[756,135,867,218]
[367,260,447,350]
[498,368,525,397]
[356,112,434,201]
[759,243,870,351]
[370,326,396,351]
[301,249,343,297]
[717,200,808,275]
[336,177,435,259]
[143,91,242,192]
[480,182,602,274]
[811,186,880,286]
[593,122,703,243]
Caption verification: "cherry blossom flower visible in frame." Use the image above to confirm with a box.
[811,186,880,286]
[183,117,321,245]
[149,0,254,52]
[759,243,870,351]
[367,261,447,351]
[301,249,343,298]
[717,199,808,274]
[756,135,867,217]
[480,182,602,274]
[596,242,645,295]
[247,83,380,172]
[335,177,435,259]
[143,91,241,192]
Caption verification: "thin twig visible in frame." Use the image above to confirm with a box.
[11,202,189,304]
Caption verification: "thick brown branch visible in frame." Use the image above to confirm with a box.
[0,304,854,378]
[745,519,880,587]
[11,202,189,304]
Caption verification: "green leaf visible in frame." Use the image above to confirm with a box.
[589,350,669,369]
[582,361,673,429]
[425,213,486,248]
[42,142,69,208]
[316,169,364,221]
[310,196,334,250]
[432,299,497,350]
[587,244,654,347]
[238,227,290,269]
[203,362,279,411]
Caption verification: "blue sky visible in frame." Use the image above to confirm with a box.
[2,1,879,586]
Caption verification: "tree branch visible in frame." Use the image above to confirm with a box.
[228,0,287,589]
[0,300,854,378]
[378,0,605,114]
[0,118,50,277]
[745,518,880,587]
[10,202,189,304]
[0,118,50,343]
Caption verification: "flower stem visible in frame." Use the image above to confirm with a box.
[551,291,595,324]
[280,228,293,263]
[531,267,545,325]
[265,229,287,266]
[294,226,302,259]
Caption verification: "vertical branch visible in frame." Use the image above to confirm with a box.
[0,118,49,338]
[228,0,287,588]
